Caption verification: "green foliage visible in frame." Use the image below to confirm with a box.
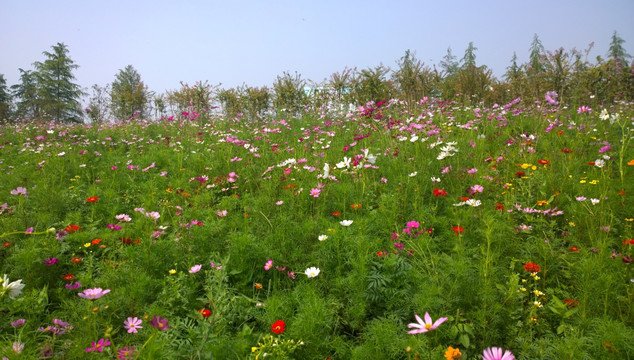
[110,65,150,120]
[273,71,307,115]
[32,42,84,123]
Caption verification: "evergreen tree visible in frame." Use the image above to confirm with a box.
[0,74,10,121]
[110,65,149,120]
[11,69,40,119]
[607,30,631,62]
[505,52,522,82]
[33,42,84,123]
[439,47,459,76]
[528,34,546,73]
[461,42,478,69]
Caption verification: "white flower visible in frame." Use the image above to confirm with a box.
[340,220,353,226]
[2,274,25,300]
[322,163,330,178]
[304,267,320,278]
[431,177,441,183]
[599,109,610,121]
[318,234,328,241]
[409,171,417,177]
[410,135,419,142]
[465,199,482,207]
[590,198,600,205]
[336,157,351,169]
[594,159,605,168]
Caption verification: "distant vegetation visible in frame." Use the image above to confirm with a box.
[0,32,632,123]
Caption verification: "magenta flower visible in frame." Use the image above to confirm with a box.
[85,338,111,353]
[577,106,592,114]
[123,317,143,334]
[117,346,137,360]
[25,227,34,234]
[406,221,420,229]
[482,347,515,360]
[45,258,58,266]
[150,315,170,331]
[264,259,273,271]
[309,188,321,198]
[65,282,82,290]
[78,288,110,299]
[407,312,447,334]
[10,319,25,327]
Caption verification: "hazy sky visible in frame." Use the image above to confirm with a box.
[1,0,633,97]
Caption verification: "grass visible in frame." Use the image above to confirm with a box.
[0,97,633,359]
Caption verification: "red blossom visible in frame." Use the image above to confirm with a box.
[86,197,99,203]
[452,226,465,236]
[569,246,579,252]
[271,320,286,334]
[495,203,505,211]
[515,171,525,178]
[432,188,447,197]
[350,204,362,210]
[71,257,83,264]
[538,159,550,165]
[523,262,541,273]
[198,309,212,318]
[63,274,75,282]
[564,299,579,307]
[64,224,82,233]
[332,211,341,216]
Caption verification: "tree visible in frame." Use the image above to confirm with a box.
[86,84,111,123]
[0,74,11,121]
[608,30,631,62]
[33,42,84,123]
[461,42,478,69]
[353,64,394,105]
[272,71,307,115]
[166,81,217,117]
[439,47,459,76]
[528,34,546,73]
[11,69,40,119]
[110,65,149,120]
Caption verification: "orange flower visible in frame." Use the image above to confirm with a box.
[332,211,341,216]
[63,273,75,282]
[569,246,579,252]
[254,283,263,290]
[64,224,82,233]
[86,197,99,202]
[91,238,102,245]
[71,257,83,264]
[444,346,462,360]
[3,241,10,248]
[350,204,362,210]
[627,159,634,166]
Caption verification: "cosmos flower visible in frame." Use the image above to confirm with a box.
[407,312,448,334]
[77,288,110,299]
[304,267,320,278]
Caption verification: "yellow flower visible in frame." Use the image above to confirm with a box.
[533,301,543,308]
[84,243,91,248]
[580,180,586,184]
[521,163,531,169]
[169,269,176,275]
[531,165,537,170]
[537,200,548,206]
[533,290,544,296]
[531,316,537,323]
[533,275,540,281]
[589,180,598,185]
[569,222,575,227]
[626,218,633,222]
[520,287,527,292]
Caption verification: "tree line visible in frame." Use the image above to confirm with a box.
[0,32,631,123]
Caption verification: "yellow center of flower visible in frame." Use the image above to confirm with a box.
[425,323,432,330]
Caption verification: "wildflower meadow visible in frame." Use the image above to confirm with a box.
[1,96,633,359]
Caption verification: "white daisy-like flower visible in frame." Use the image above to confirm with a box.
[318,234,328,241]
[409,171,417,177]
[594,159,605,168]
[2,274,25,300]
[590,198,600,205]
[340,220,353,226]
[304,267,320,278]
[465,199,482,207]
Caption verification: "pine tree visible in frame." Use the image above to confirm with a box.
[528,34,546,73]
[461,42,478,69]
[0,74,10,121]
[33,42,84,123]
[440,47,459,76]
[607,30,631,62]
[110,65,149,120]
[10,69,40,119]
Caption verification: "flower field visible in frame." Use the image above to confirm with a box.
[1,97,633,359]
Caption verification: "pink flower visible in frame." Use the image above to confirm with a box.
[577,106,592,114]
[85,338,111,353]
[77,288,110,299]
[189,265,202,273]
[470,184,484,193]
[482,347,515,360]
[407,312,447,334]
[123,317,143,334]
[264,259,273,271]
[406,221,420,229]
[309,188,321,198]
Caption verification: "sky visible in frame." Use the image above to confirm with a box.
[1,0,633,100]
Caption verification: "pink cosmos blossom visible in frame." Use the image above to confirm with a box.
[189,265,202,273]
[78,288,110,299]
[264,259,273,271]
[407,312,447,334]
[10,187,28,197]
[482,347,515,360]
[123,317,143,334]
[309,188,321,198]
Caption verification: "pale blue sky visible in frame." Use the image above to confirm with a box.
[1,0,633,96]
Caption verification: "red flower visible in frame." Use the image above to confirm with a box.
[564,299,579,307]
[515,171,525,178]
[198,309,212,318]
[120,238,132,244]
[3,241,10,248]
[64,224,82,233]
[452,226,465,236]
[332,211,341,216]
[495,203,505,211]
[561,148,573,153]
[86,197,99,203]
[622,239,634,246]
[538,159,550,165]
[569,246,579,252]
[63,273,75,282]
[432,188,447,197]
[271,320,286,334]
[460,197,470,202]
[350,204,362,210]
[588,161,595,166]
[523,262,541,273]
[92,238,102,245]
[71,257,83,264]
